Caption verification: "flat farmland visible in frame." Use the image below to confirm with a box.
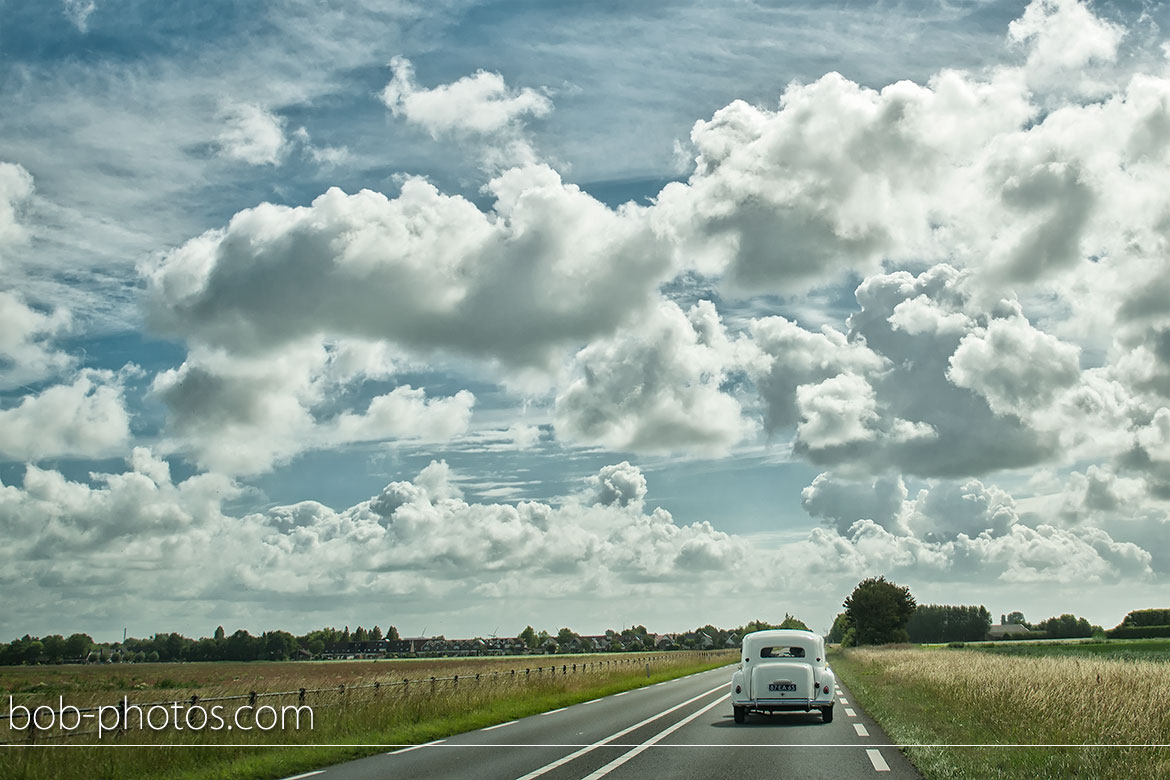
[830,642,1170,779]
[2,653,659,702]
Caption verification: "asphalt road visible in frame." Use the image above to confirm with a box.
[288,665,921,780]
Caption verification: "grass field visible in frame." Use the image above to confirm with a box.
[830,643,1170,779]
[0,651,735,780]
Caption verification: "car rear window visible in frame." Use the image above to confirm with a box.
[760,646,805,658]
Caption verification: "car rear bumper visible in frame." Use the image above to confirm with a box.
[740,699,831,712]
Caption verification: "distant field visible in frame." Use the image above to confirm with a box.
[0,650,736,780]
[958,638,1170,662]
[1,653,627,699]
[830,643,1170,779]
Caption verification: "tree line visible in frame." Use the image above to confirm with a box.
[825,576,1136,646]
[0,615,812,666]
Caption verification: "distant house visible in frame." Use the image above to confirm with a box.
[987,621,1031,640]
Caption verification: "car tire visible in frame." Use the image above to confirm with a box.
[821,704,834,723]
[733,706,746,724]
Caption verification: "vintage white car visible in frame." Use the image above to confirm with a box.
[730,629,835,723]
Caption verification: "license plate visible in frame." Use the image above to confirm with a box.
[768,682,797,692]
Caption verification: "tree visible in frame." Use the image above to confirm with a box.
[214,626,226,640]
[519,625,539,650]
[1006,611,1026,625]
[1035,614,1093,639]
[64,633,94,659]
[23,640,44,665]
[41,635,66,663]
[263,631,298,660]
[842,576,916,646]
[906,605,991,643]
[778,613,810,631]
[827,613,849,644]
[556,627,578,652]
[371,626,383,641]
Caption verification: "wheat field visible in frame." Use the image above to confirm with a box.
[833,645,1170,779]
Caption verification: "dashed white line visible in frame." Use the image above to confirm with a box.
[853,723,870,737]
[279,772,323,780]
[583,699,600,705]
[844,708,857,717]
[512,683,727,780]
[839,696,849,704]
[614,691,630,696]
[866,748,891,772]
[542,707,568,715]
[579,695,727,780]
[484,720,518,731]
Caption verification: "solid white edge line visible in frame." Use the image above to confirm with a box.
[484,721,518,731]
[579,695,726,780]
[844,708,857,717]
[867,748,891,771]
[853,723,870,737]
[511,682,728,780]
[279,772,324,780]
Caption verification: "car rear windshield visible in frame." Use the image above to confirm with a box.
[760,646,806,658]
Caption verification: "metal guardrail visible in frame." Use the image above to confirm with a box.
[0,651,735,744]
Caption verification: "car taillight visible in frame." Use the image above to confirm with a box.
[823,685,830,694]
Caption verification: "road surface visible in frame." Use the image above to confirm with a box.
[285,664,921,780]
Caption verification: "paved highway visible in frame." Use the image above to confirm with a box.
[286,665,921,780]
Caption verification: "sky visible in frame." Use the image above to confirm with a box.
[1,0,1168,643]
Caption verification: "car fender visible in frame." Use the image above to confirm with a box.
[731,668,748,703]
[818,667,836,700]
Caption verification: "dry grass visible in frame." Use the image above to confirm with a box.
[0,651,735,780]
[832,645,1170,779]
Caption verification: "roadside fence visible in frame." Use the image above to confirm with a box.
[0,650,736,744]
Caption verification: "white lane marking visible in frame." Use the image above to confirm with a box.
[866,748,891,771]
[512,683,727,780]
[484,720,518,731]
[844,708,857,717]
[543,707,567,715]
[389,738,446,754]
[839,697,849,704]
[614,691,630,696]
[583,699,600,705]
[580,695,726,780]
[853,723,870,737]
[279,773,323,780]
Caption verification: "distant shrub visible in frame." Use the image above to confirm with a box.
[1119,609,1170,628]
[1105,625,1170,639]
[947,642,965,648]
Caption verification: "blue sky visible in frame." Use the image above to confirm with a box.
[1,0,1169,642]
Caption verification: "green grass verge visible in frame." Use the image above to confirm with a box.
[829,646,1170,780]
[1,653,735,780]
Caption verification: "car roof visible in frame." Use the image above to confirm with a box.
[742,629,822,647]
